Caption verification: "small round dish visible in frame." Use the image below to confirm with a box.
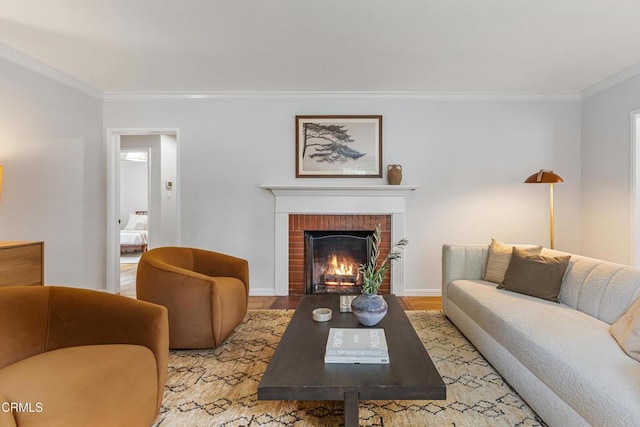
[312,308,332,322]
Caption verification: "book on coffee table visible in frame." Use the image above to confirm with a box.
[324,328,389,364]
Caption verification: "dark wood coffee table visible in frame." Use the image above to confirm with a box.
[258,294,446,426]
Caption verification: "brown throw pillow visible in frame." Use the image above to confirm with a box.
[484,239,542,284]
[499,247,570,302]
[610,297,640,362]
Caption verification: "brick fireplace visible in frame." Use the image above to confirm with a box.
[289,214,391,295]
[261,184,418,296]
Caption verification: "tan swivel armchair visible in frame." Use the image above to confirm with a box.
[0,286,169,427]
[136,247,249,349]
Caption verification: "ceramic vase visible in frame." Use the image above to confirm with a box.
[387,164,402,185]
[350,293,388,326]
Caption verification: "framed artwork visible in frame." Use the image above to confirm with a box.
[296,115,382,178]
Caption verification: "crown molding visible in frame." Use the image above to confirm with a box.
[581,62,640,100]
[0,44,582,102]
[0,43,585,102]
[103,90,580,102]
[0,43,103,100]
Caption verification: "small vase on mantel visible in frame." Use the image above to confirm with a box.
[351,224,408,326]
[387,164,402,185]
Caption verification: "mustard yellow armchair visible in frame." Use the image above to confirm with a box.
[136,247,249,349]
[0,286,168,427]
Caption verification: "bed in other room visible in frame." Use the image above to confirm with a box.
[121,211,148,253]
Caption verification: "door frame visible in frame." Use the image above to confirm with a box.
[105,128,181,294]
[630,109,640,266]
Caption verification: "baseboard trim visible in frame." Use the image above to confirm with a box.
[249,288,276,296]
[402,288,442,297]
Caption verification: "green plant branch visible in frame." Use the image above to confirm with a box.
[359,224,408,295]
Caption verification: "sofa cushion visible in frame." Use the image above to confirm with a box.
[483,239,542,284]
[0,344,158,427]
[610,296,640,361]
[541,249,640,324]
[447,279,640,426]
[499,247,570,302]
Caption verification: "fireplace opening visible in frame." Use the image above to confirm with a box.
[304,230,374,294]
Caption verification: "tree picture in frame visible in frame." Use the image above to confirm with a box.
[296,115,382,178]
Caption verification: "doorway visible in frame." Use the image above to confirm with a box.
[119,147,149,267]
[106,128,180,295]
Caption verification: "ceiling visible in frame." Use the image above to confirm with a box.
[1,0,640,93]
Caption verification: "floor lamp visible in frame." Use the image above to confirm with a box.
[524,170,563,249]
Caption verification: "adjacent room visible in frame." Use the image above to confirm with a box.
[1,1,639,426]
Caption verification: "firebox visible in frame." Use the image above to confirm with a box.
[304,230,374,294]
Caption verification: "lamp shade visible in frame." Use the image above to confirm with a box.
[524,170,563,184]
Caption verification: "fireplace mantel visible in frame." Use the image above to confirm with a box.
[262,184,418,296]
[261,184,419,195]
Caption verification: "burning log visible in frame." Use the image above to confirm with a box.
[323,274,357,286]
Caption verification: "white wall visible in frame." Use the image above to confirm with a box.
[0,57,104,288]
[582,74,640,264]
[104,97,581,295]
[120,155,148,224]
[0,50,584,294]
[11,46,640,294]
[159,134,178,246]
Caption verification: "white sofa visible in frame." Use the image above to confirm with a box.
[442,244,640,427]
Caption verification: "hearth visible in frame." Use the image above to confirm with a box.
[304,230,373,294]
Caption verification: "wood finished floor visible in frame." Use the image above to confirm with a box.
[120,264,442,311]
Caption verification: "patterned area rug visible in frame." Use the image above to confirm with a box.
[153,310,547,426]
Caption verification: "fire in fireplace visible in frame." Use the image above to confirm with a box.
[304,230,373,294]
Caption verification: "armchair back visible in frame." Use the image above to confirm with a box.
[0,286,169,411]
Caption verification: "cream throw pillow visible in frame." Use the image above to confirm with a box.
[610,297,640,362]
[484,239,542,284]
